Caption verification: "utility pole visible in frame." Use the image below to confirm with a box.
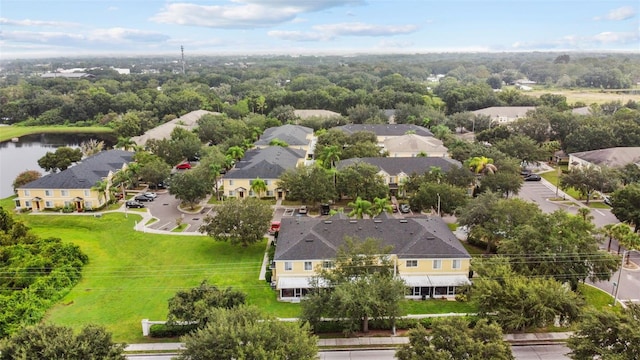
[181,45,185,75]
[437,193,441,216]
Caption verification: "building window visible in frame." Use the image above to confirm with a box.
[249,190,254,196]
[411,287,421,296]
[85,201,92,209]
[45,201,53,208]
[266,190,273,197]
[64,201,71,207]
[322,261,334,269]
[229,190,235,196]
[25,201,31,208]
[45,190,53,197]
[61,190,69,197]
[304,261,312,271]
[229,180,234,186]
[264,180,270,185]
[84,190,91,197]
[406,260,418,268]
[433,259,441,269]
[284,262,293,271]
[24,190,30,196]
[14,199,21,208]
[452,259,461,269]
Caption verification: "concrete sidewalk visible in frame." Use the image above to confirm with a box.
[125,332,573,353]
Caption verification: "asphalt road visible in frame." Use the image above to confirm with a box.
[126,345,571,360]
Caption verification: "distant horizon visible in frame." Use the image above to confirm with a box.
[3,48,640,63]
[1,0,638,60]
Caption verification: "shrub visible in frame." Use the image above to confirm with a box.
[149,323,198,338]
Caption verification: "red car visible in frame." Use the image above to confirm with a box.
[176,162,191,170]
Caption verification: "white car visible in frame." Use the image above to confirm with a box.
[142,192,158,199]
[299,205,308,214]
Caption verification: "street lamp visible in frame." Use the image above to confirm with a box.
[437,193,441,217]
[612,249,631,306]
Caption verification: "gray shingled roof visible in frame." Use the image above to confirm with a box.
[21,149,134,189]
[337,157,461,175]
[336,124,433,137]
[275,215,470,261]
[131,110,219,145]
[571,147,640,168]
[254,124,313,147]
[224,147,305,179]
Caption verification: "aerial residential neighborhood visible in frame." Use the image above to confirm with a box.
[2,50,640,359]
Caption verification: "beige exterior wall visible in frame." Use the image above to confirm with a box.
[397,258,470,275]
[16,187,105,211]
[273,257,470,283]
[225,178,283,198]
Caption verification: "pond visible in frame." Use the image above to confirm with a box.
[0,133,116,199]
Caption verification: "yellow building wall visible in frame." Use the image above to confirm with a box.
[274,257,470,284]
[17,188,104,210]
[226,178,283,198]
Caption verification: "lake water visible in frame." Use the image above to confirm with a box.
[0,133,116,198]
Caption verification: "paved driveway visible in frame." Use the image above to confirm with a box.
[139,191,212,233]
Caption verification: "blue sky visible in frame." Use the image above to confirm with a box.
[1,0,638,59]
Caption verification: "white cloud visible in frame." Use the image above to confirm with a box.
[592,31,639,44]
[269,22,419,42]
[0,28,169,47]
[268,30,328,41]
[314,22,418,36]
[150,0,363,28]
[0,17,78,27]
[511,30,639,50]
[593,6,636,21]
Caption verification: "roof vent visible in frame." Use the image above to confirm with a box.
[426,236,435,240]
[305,238,314,242]
[324,220,332,224]
[349,220,357,224]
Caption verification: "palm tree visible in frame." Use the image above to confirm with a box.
[467,156,497,175]
[577,207,593,222]
[602,224,616,253]
[319,145,341,169]
[91,179,109,205]
[347,197,373,219]
[612,223,633,255]
[80,139,105,157]
[250,177,268,199]
[115,136,137,151]
[226,146,245,162]
[620,232,640,266]
[371,197,393,217]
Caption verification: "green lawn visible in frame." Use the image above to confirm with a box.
[18,212,298,343]
[0,125,114,142]
[578,283,618,311]
[539,168,582,200]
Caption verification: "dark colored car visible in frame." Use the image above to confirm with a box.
[125,200,145,208]
[188,154,200,162]
[176,162,191,170]
[134,194,154,202]
[321,203,331,215]
[524,173,542,181]
[400,204,411,213]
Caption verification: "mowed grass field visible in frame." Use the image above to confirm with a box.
[0,125,113,142]
[18,211,298,343]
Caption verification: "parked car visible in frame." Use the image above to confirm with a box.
[134,194,154,202]
[400,204,411,213]
[391,204,398,213]
[299,205,308,214]
[188,154,200,162]
[320,203,331,215]
[524,173,542,181]
[176,162,191,170]
[125,200,145,208]
[603,196,612,206]
[520,168,532,177]
[142,192,157,199]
